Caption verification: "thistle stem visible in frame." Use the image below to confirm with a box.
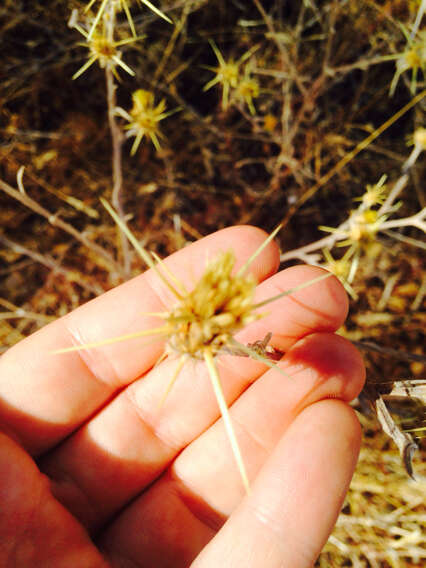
[104,2,131,278]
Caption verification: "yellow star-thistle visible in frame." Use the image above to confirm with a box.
[116,89,172,154]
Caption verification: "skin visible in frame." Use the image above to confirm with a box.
[0,226,365,567]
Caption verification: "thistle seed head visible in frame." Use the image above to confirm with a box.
[165,250,260,358]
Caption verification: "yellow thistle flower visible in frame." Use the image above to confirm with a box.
[320,209,387,249]
[203,40,260,111]
[234,66,260,115]
[322,247,358,300]
[165,250,260,359]
[71,21,140,80]
[389,30,426,96]
[116,89,175,154]
[347,209,383,243]
[355,175,388,208]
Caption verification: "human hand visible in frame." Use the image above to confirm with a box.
[0,226,365,567]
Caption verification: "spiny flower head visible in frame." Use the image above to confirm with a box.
[390,30,426,96]
[165,251,260,358]
[321,174,390,252]
[322,247,352,280]
[322,247,357,299]
[320,209,387,250]
[234,67,260,115]
[71,17,139,80]
[346,209,385,245]
[203,40,260,111]
[117,89,170,154]
[89,32,117,65]
[355,175,388,208]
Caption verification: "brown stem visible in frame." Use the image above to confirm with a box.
[105,3,131,278]
[0,178,121,276]
[0,235,104,296]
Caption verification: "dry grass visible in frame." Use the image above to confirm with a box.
[320,411,426,567]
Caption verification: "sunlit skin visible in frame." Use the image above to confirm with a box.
[0,226,365,567]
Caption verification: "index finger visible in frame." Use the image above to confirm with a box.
[0,226,279,455]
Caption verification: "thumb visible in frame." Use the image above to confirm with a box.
[0,432,106,567]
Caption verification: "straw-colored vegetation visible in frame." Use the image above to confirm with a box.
[1,0,425,565]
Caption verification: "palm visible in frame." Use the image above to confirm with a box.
[0,227,365,567]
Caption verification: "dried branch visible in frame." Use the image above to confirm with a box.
[104,2,131,277]
[0,235,104,296]
[0,178,122,275]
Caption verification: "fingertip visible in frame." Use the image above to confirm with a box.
[334,399,363,461]
[248,265,350,354]
[283,332,366,403]
[191,398,362,568]
[283,264,349,328]
[324,269,349,322]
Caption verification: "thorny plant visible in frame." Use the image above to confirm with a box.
[116,89,178,154]
[70,15,140,81]
[280,128,426,301]
[1,0,425,560]
[279,121,426,473]
[203,40,261,112]
[53,205,331,492]
[389,27,426,97]
[69,0,174,278]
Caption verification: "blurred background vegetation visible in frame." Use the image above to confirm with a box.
[1,1,425,565]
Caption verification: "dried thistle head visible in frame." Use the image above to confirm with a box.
[203,40,260,111]
[320,209,386,251]
[355,175,388,209]
[389,30,426,96]
[116,89,173,154]
[53,202,330,493]
[165,250,260,359]
[234,67,260,115]
[345,209,386,247]
[70,14,139,80]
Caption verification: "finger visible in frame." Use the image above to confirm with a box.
[41,269,348,530]
[0,226,279,455]
[228,262,349,355]
[95,333,364,566]
[173,333,365,514]
[0,433,106,567]
[192,400,362,568]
